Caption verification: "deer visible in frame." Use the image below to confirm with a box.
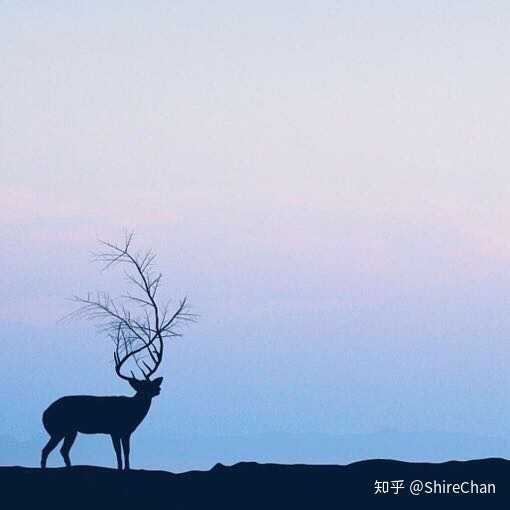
[41,234,194,470]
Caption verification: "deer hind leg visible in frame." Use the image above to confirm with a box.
[60,431,77,467]
[111,435,122,470]
[41,433,65,468]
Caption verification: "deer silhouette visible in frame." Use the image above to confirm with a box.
[41,234,193,470]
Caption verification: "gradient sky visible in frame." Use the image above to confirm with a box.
[3,1,510,469]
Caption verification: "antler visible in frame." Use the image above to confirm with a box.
[68,232,195,381]
[113,323,134,381]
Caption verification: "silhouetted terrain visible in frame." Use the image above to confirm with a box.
[6,430,510,471]
[1,458,507,509]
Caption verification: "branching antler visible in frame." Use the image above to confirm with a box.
[68,232,195,381]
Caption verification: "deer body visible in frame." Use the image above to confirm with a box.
[41,377,162,470]
[43,395,152,435]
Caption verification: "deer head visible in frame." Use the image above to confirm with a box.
[128,376,163,397]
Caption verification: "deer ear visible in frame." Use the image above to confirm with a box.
[153,376,163,387]
[128,378,142,391]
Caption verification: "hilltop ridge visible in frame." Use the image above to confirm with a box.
[1,458,508,509]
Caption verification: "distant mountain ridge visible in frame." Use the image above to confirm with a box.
[2,430,510,472]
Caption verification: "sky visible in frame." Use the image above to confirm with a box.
[2,1,510,470]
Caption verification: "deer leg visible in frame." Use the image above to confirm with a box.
[111,435,123,470]
[41,433,64,468]
[121,435,131,470]
[60,431,77,468]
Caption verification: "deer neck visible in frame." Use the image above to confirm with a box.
[131,393,153,416]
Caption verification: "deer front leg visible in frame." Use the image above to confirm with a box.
[111,435,122,470]
[121,435,131,470]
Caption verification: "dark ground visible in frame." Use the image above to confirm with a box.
[0,458,508,509]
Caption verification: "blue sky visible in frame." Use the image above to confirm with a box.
[2,1,510,469]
